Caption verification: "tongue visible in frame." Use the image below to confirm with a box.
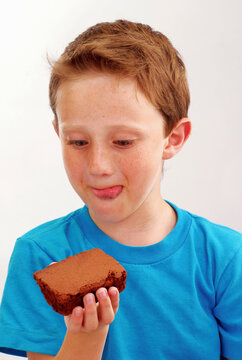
[94,185,123,198]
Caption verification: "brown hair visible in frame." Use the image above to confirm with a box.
[48,19,190,135]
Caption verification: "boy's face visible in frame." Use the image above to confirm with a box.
[55,72,168,224]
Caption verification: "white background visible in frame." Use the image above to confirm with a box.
[0,0,241,358]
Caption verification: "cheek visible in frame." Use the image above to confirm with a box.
[62,149,83,178]
[120,148,161,179]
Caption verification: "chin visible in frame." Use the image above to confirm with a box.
[90,206,124,223]
[86,199,128,224]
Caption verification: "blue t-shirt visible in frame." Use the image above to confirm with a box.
[0,202,241,359]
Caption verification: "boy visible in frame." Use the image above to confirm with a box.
[0,19,241,360]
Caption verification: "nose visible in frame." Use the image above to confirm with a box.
[87,144,114,176]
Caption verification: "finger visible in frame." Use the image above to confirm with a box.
[96,288,115,325]
[108,287,119,315]
[83,293,98,331]
[65,306,84,334]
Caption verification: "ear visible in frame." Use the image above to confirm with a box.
[162,118,192,160]
[52,119,59,137]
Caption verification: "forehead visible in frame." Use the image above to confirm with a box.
[55,71,164,131]
[56,72,142,108]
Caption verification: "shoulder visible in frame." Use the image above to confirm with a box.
[13,207,88,265]
[172,201,241,251]
[187,210,242,249]
[171,202,242,284]
[182,207,242,285]
[19,208,82,239]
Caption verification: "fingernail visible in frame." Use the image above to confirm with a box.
[85,294,94,304]
[98,288,107,299]
[74,307,82,317]
[110,287,118,296]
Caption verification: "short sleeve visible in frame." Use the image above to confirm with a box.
[0,236,66,357]
[213,244,242,360]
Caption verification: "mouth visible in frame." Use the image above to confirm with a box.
[91,185,123,200]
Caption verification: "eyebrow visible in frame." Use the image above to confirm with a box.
[61,124,146,133]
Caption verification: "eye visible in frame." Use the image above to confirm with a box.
[69,140,88,147]
[113,140,134,147]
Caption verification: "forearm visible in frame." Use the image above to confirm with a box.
[51,287,118,360]
[55,325,109,360]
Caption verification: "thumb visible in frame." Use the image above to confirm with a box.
[65,306,84,334]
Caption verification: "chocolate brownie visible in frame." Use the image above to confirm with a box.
[33,248,127,315]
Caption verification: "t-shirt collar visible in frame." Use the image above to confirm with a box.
[76,201,191,265]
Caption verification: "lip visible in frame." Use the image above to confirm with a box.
[91,185,123,199]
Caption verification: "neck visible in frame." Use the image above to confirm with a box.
[89,198,177,247]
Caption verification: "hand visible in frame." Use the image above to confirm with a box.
[64,287,119,334]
